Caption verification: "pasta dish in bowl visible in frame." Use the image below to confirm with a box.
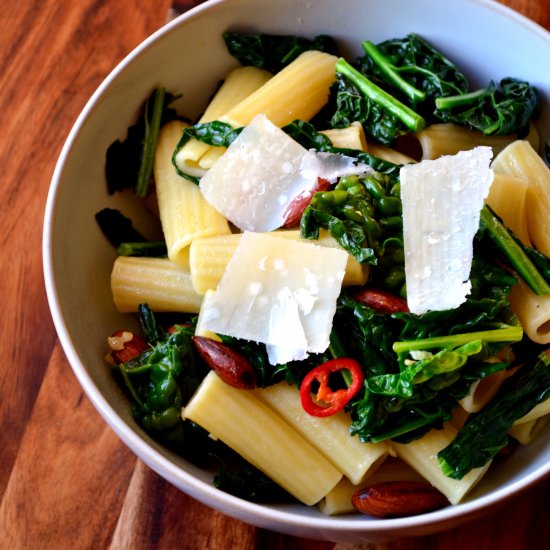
[43,0,550,541]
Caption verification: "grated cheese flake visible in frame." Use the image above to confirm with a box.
[199,114,372,232]
[400,146,494,315]
[198,231,347,365]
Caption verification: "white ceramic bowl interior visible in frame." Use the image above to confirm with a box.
[43,0,550,542]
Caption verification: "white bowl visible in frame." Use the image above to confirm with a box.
[43,0,550,542]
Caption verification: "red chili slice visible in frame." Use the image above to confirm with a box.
[300,358,364,417]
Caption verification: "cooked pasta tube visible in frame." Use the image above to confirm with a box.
[111,256,203,313]
[174,66,272,177]
[189,229,369,294]
[319,458,424,516]
[509,278,550,344]
[220,50,337,129]
[154,120,231,265]
[321,122,368,150]
[367,142,416,165]
[513,397,550,426]
[183,371,343,505]
[459,368,510,413]
[486,172,531,245]
[391,424,491,504]
[414,123,516,161]
[254,382,389,484]
[491,140,550,256]
[508,414,550,445]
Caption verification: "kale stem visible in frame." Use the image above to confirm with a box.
[435,86,492,110]
[328,330,353,386]
[362,41,426,105]
[393,326,523,355]
[480,206,550,295]
[136,87,166,197]
[335,58,425,133]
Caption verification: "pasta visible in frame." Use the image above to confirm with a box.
[104,30,550,520]
[485,172,531,245]
[509,278,550,344]
[459,368,511,413]
[189,229,369,294]
[321,122,368,151]
[491,140,550,256]
[183,371,343,505]
[413,122,539,161]
[220,50,337,128]
[255,381,389,484]
[111,256,203,313]
[174,66,272,177]
[319,458,424,516]
[154,120,231,265]
[508,414,550,445]
[391,425,491,505]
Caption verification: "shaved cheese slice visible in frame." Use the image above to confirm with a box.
[199,114,371,232]
[199,231,347,365]
[400,146,494,315]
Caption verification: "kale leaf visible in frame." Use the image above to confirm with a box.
[434,77,540,136]
[223,32,338,73]
[357,34,468,112]
[438,350,550,479]
[105,88,181,196]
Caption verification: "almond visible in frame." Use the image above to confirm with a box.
[282,177,331,228]
[352,288,409,314]
[352,481,448,518]
[108,330,149,364]
[192,336,257,389]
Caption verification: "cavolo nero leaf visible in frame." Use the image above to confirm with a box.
[222,32,339,73]
[357,33,468,112]
[105,88,181,196]
[332,59,424,145]
[438,350,550,479]
[434,77,540,137]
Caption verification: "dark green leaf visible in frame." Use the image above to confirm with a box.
[435,78,540,136]
[223,32,338,73]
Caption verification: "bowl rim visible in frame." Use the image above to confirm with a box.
[42,0,550,535]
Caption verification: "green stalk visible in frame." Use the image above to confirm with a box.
[336,58,425,133]
[435,86,492,110]
[362,40,426,105]
[393,326,523,355]
[328,330,353,386]
[136,87,166,197]
[480,206,550,295]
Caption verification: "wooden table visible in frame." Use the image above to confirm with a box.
[1,1,549,548]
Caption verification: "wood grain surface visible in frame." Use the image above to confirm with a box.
[0,1,549,548]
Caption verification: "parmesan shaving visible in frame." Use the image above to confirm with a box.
[400,146,494,314]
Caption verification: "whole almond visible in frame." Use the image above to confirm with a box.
[352,481,448,518]
[282,177,331,228]
[108,330,149,364]
[353,288,409,314]
[192,336,257,389]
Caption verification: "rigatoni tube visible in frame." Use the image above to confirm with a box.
[111,256,203,313]
[174,66,272,177]
[183,372,343,505]
[189,229,368,294]
[154,120,231,265]
[254,381,388,485]
[391,425,490,505]
[491,140,550,257]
